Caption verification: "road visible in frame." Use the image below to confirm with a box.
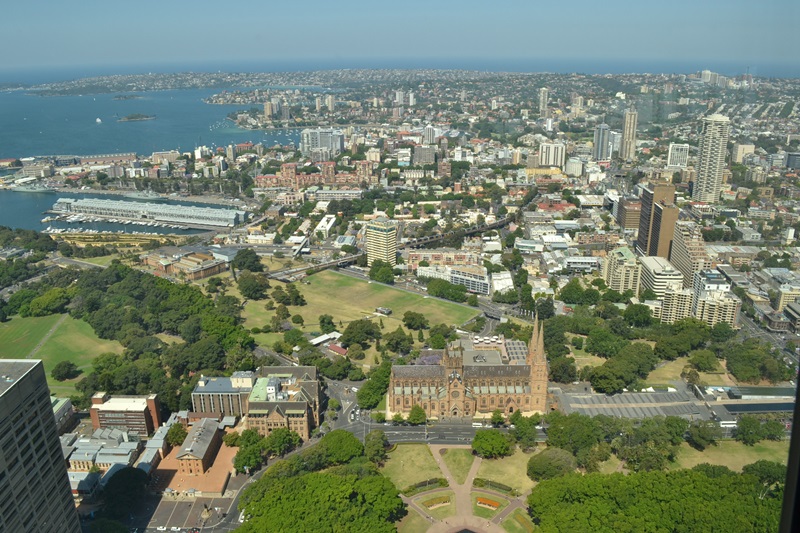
[739,313,797,368]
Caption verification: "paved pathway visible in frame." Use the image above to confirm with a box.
[27,314,67,358]
[410,444,503,533]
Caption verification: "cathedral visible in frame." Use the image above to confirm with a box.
[387,318,549,419]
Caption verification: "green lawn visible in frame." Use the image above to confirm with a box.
[597,455,625,474]
[241,270,480,353]
[381,444,442,490]
[78,254,119,267]
[396,508,430,533]
[0,314,62,359]
[416,491,455,520]
[471,492,509,519]
[296,270,478,328]
[0,315,123,396]
[502,509,535,533]
[646,357,735,387]
[439,448,475,485]
[376,394,387,411]
[670,440,790,471]
[475,447,536,494]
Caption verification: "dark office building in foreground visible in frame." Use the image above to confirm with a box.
[0,360,81,533]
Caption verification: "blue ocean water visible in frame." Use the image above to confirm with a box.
[0,88,299,159]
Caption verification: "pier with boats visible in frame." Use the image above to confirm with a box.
[48,197,248,230]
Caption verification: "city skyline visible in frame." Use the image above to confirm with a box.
[2,0,799,78]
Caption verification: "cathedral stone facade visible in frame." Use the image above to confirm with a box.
[388,319,548,419]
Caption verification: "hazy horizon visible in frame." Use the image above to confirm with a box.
[4,0,798,83]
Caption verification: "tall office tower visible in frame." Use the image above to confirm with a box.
[648,201,680,258]
[621,107,638,161]
[602,247,642,293]
[539,142,566,169]
[692,114,730,202]
[366,217,397,266]
[638,256,683,298]
[617,198,642,230]
[571,93,583,110]
[0,360,81,533]
[423,124,437,145]
[315,97,323,112]
[395,90,405,105]
[670,221,708,288]
[264,101,274,118]
[538,87,548,118]
[667,143,690,169]
[593,123,611,160]
[407,92,416,106]
[636,182,677,257]
[325,95,336,112]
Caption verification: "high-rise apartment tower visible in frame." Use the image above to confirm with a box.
[692,114,730,202]
[366,217,397,266]
[621,107,638,161]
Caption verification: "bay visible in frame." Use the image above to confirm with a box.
[0,88,300,158]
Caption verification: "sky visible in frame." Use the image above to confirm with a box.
[3,0,799,78]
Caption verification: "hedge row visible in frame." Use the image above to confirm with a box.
[401,478,448,496]
[473,478,517,495]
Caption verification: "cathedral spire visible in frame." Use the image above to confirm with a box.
[536,316,545,362]
[528,313,539,362]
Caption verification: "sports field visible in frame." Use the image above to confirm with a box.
[0,314,123,396]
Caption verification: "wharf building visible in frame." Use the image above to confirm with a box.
[52,198,245,228]
[388,318,549,419]
[0,360,81,533]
